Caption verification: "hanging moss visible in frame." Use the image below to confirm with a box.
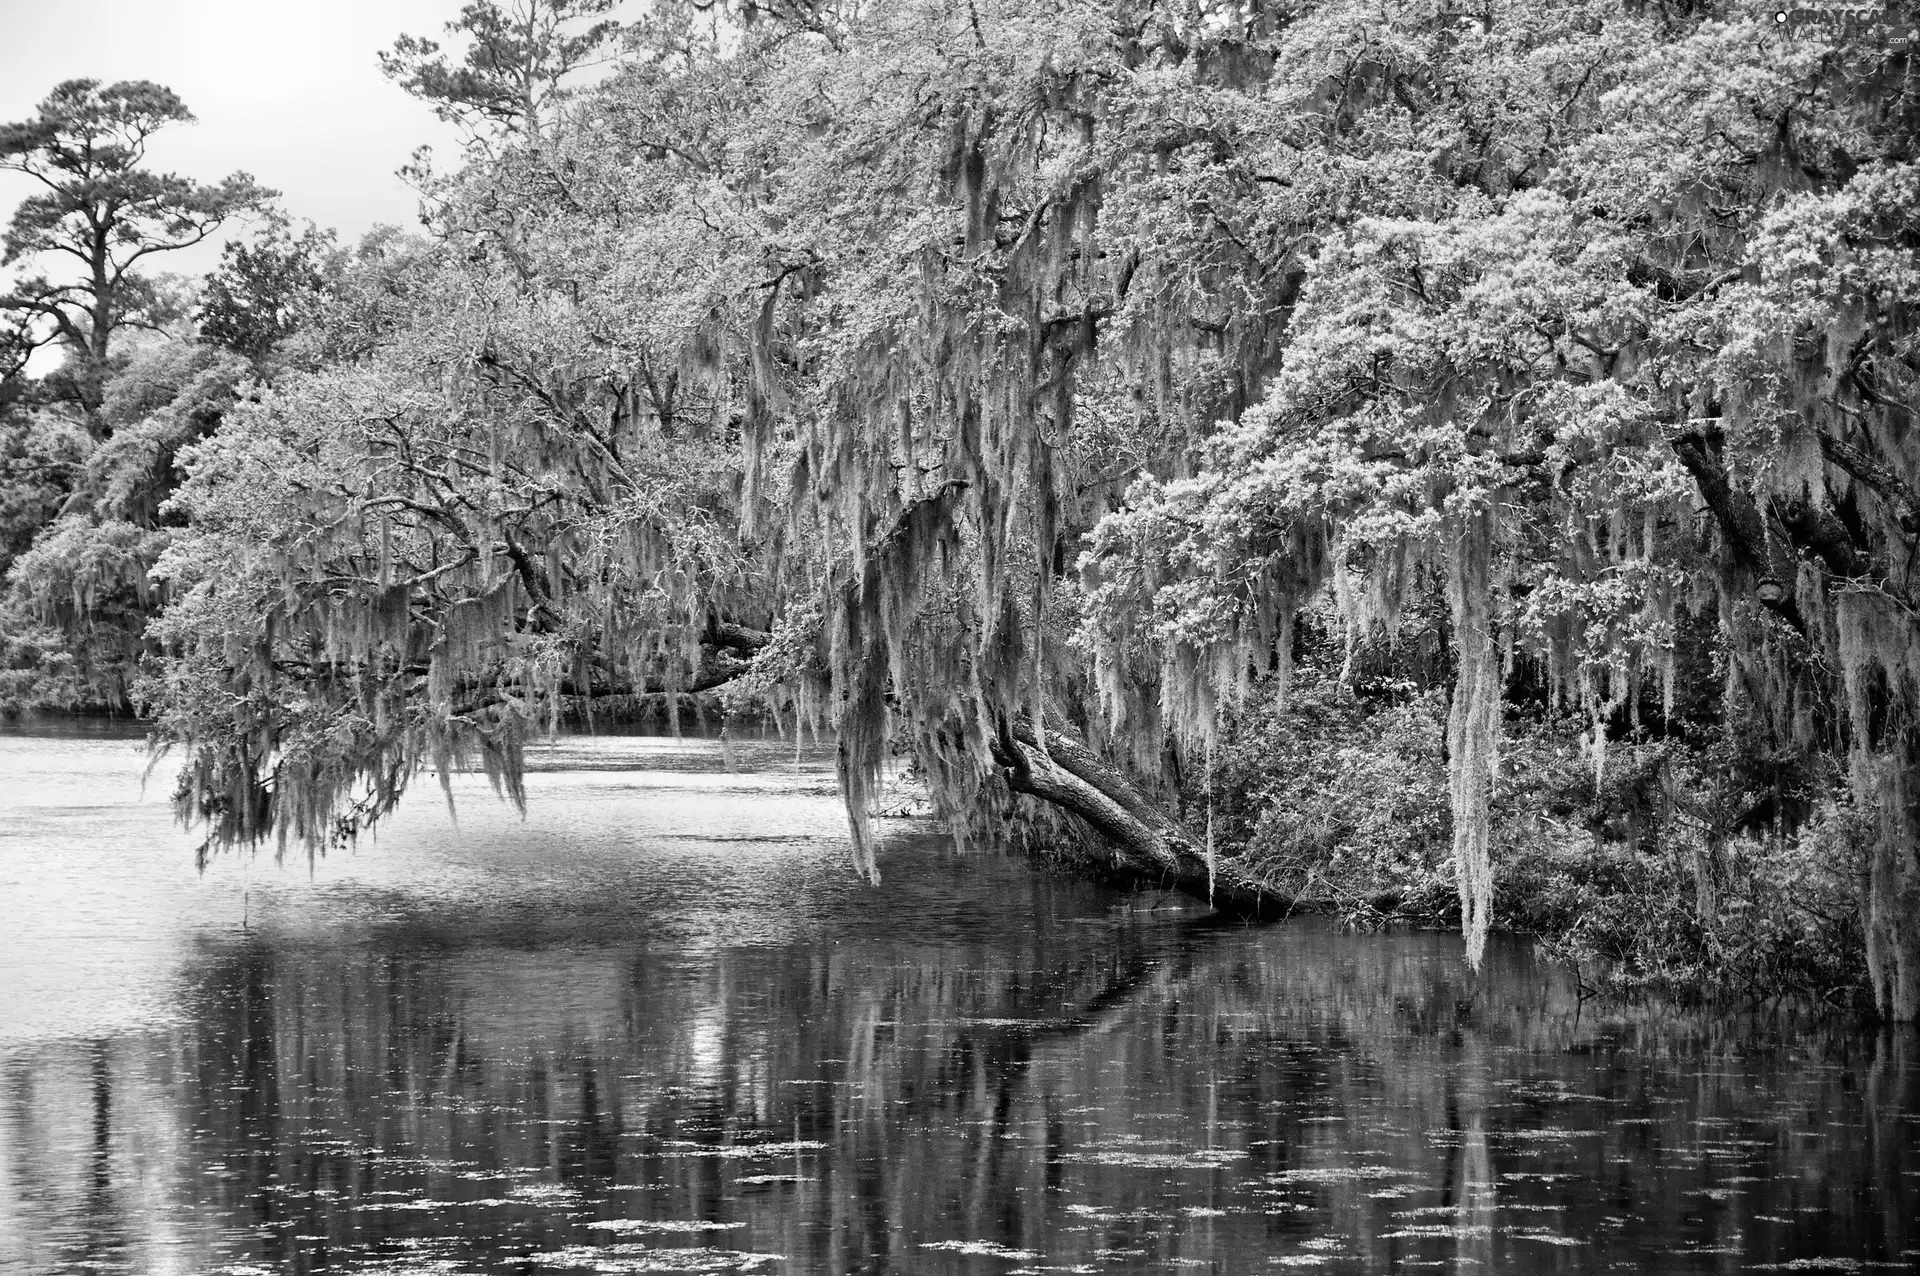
[1446,512,1500,971]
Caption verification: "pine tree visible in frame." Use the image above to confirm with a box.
[0,80,269,427]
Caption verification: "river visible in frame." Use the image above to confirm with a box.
[1,725,1916,1274]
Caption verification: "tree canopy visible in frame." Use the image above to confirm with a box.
[380,0,625,144]
[0,79,269,420]
[2,0,1916,1019]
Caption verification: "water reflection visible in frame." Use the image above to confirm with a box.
[1,732,1917,1274]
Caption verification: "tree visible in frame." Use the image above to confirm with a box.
[1,341,253,711]
[380,0,624,145]
[146,167,775,850]
[0,79,270,427]
[1077,1,1920,1009]
[144,0,1307,903]
[142,0,1920,1019]
[197,218,336,363]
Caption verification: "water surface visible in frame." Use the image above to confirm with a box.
[2,727,1917,1274]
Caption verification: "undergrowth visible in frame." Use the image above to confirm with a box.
[1201,658,1873,1016]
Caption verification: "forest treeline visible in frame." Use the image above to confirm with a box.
[0,0,1915,1016]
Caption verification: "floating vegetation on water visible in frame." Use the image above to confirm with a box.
[353,1198,509,1211]
[1058,1148,1245,1170]
[1265,1165,1407,1184]
[918,1239,1042,1259]
[508,1183,587,1204]
[1498,1080,1602,1104]
[653,1140,827,1159]
[1380,1225,1492,1241]
[587,1220,746,1233]
[528,1244,782,1272]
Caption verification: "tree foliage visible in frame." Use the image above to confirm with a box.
[0,79,269,420]
[380,0,625,144]
[197,218,337,363]
[3,0,1908,1016]
[1072,0,1919,1012]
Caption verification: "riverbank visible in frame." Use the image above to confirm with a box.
[10,689,1874,1019]
[1196,662,1872,1017]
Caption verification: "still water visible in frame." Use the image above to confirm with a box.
[2,726,1917,1275]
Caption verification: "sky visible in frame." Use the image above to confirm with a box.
[0,0,470,279]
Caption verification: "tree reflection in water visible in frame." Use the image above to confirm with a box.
[1,745,1917,1274]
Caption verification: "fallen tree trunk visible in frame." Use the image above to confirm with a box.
[993,720,1288,918]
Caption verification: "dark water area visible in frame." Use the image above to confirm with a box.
[2,731,1918,1275]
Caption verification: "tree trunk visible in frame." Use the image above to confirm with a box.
[83,223,114,431]
[995,722,1285,917]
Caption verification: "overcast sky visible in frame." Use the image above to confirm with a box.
[0,0,470,279]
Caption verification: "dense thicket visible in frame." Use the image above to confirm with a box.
[1,0,1914,1017]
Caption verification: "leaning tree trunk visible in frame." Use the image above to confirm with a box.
[994,722,1284,916]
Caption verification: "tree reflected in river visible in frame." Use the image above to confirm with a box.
[1,733,1916,1274]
